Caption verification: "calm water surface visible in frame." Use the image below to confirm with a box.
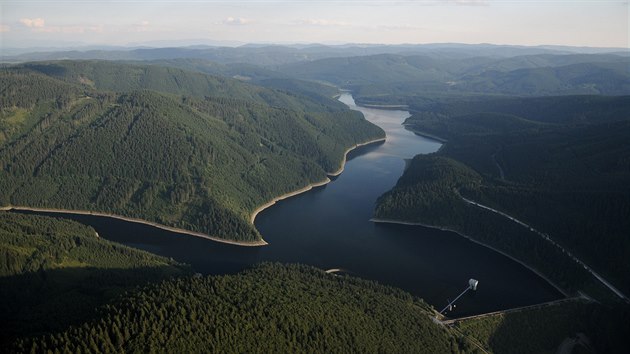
[15,93,561,316]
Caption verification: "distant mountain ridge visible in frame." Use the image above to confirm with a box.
[3,42,627,65]
[277,53,630,98]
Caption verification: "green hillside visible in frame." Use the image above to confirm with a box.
[147,58,288,82]
[406,94,630,126]
[3,212,624,353]
[374,155,608,298]
[455,300,629,354]
[457,62,630,96]
[375,155,482,224]
[376,95,630,298]
[18,60,346,112]
[1,213,469,353]
[0,63,384,242]
[279,54,458,87]
[0,212,189,344]
[143,58,341,99]
[276,54,630,104]
[13,263,467,353]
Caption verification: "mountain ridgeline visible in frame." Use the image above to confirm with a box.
[0,61,384,242]
[16,60,347,112]
[276,53,630,102]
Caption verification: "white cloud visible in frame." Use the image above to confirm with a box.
[296,19,351,27]
[223,17,251,26]
[20,18,45,28]
[0,24,10,33]
[134,20,151,32]
[29,24,104,34]
[18,17,103,33]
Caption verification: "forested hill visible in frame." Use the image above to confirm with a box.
[275,53,629,103]
[0,212,189,345]
[2,213,467,353]
[376,95,630,298]
[403,95,630,140]
[3,212,626,353]
[0,63,384,242]
[15,263,465,353]
[141,58,342,100]
[15,60,347,112]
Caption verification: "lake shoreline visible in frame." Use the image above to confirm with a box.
[402,124,449,143]
[1,137,386,248]
[2,205,267,247]
[250,136,386,225]
[370,217,570,297]
[359,103,410,110]
[329,137,387,176]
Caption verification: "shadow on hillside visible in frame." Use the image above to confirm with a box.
[0,265,189,347]
[346,140,385,162]
[483,310,573,354]
[481,301,630,354]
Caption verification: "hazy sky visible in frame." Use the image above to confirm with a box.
[1,0,628,48]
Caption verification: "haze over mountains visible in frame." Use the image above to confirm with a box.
[5,43,626,100]
[3,42,628,64]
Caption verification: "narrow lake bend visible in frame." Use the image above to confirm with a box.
[13,93,561,317]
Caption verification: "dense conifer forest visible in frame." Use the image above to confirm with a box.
[1,213,470,353]
[0,62,384,242]
[278,53,630,102]
[454,300,630,354]
[0,213,189,346]
[3,213,627,353]
[375,95,630,299]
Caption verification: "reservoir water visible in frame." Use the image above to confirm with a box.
[14,93,561,317]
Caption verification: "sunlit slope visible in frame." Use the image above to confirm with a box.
[18,60,347,112]
[0,64,384,242]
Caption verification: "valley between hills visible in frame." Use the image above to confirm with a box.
[1,44,629,353]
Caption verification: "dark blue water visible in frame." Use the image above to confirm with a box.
[13,93,561,316]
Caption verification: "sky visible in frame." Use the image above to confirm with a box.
[1,0,628,49]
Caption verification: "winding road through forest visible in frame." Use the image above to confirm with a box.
[459,194,629,302]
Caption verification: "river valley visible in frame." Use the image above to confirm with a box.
[13,93,562,317]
